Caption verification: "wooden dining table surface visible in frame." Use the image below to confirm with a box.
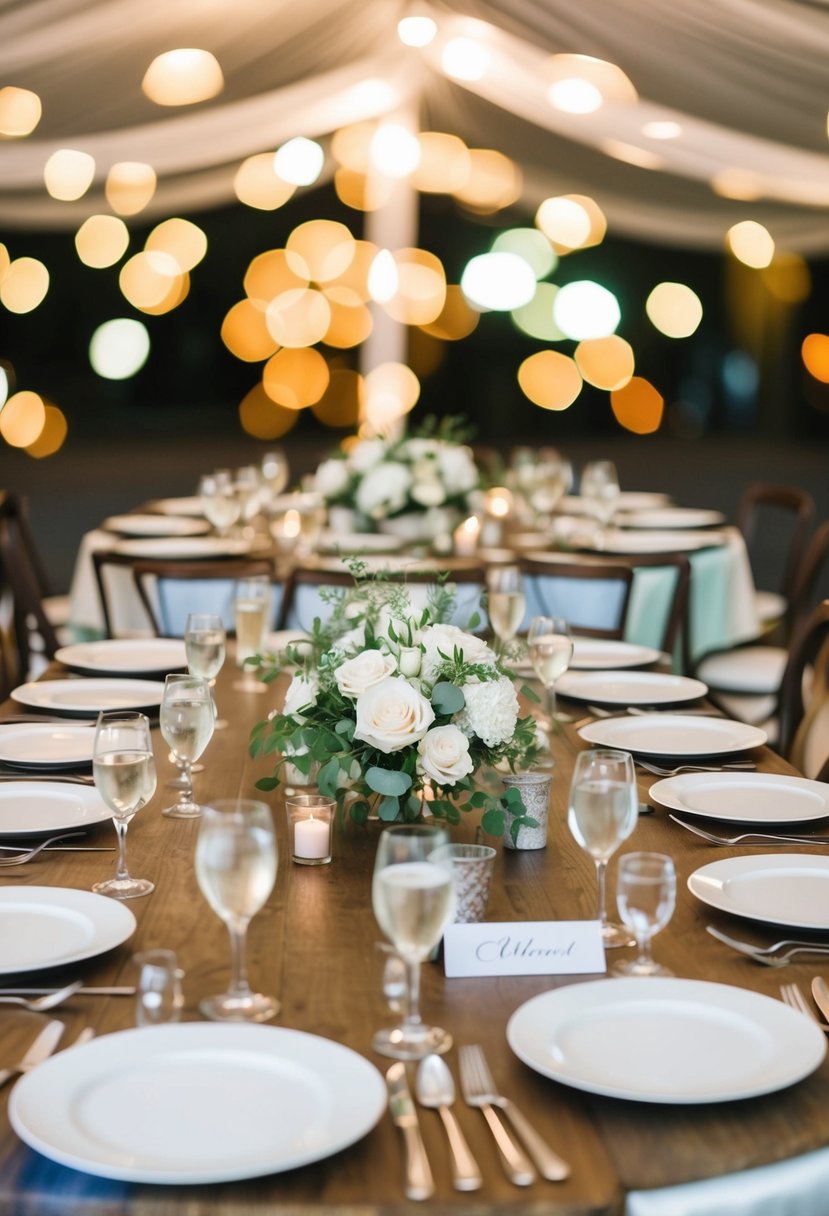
[1,653,829,1215]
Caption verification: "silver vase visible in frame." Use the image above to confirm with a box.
[501,771,553,850]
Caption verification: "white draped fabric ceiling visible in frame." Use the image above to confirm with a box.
[1,0,829,250]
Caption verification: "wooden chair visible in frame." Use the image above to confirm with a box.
[91,551,276,638]
[0,490,61,678]
[778,601,829,777]
[519,558,635,640]
[736,481,816,635]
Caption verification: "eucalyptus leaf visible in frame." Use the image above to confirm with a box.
[431,681,465,715]
[378,794,400,821]
[365,766,412,796]
[317,757,341,798]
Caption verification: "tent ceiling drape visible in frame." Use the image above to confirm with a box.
[2,0,829,250]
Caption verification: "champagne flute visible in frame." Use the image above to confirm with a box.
[527,614,573,731]
[234,575,271,669]
[567,748,638,948]
[159,673,214,818]
[185,612,227,729]
[371,824,454,1059]
[92,711,156,900]
[195,799,279,1022]
[486,565,525,652]
[199,470,241,538]
[613,852,676,977]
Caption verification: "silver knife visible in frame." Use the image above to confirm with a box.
[811,976,829,1022]
[0,1019,65,1088]
[387,1063,434,1201]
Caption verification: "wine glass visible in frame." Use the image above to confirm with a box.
[92,711,156,900]
[613,852,676,977]
[371,824,454,1059]
[527,615,573,731]
[159,674,215,818]
[195,799,279,1022]
[486,565,525,652]
[234,465,262,536]
[199,470,241,538]
[260,448,289,505]
[567,748,638,948]
[234,575,271,669]
[185,612,227,729]
[580,460,620,546]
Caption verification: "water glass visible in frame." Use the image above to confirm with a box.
[567,748,638,948]
[159,673,215,817]
[234,575,271,668]
[199,470,240,537]
[195,799,279,1022]
[581,460,620,542]
[134,949,185,1026]
[527,614,573,733]
[92,711,156,900]
[429,843,496,923]
[185,612,226,729]
[613,853,676,977]
[486,565,525,649]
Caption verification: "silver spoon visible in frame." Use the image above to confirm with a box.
[0,980,84,1011]
[415,1054,482,1191]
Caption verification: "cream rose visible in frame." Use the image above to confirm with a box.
[335,649,397,698]
[417,725,474,786]
[283,673,319,716]
[353,676,435,753]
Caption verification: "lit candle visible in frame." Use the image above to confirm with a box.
[294,815,330,860]
[453,514,481,556]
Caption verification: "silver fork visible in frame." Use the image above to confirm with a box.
[706,925,829,967]
[780,983,829,1031]
[636,760,756,776]
[668,815,829,847]
[459,1044,569,1182]
[0,980,83,1011]
[0,832,86,866]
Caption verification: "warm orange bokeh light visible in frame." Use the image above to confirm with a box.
[119,251,183,311]
[575,336,635,390]
[610,376,664,433]
[221,299,279,362]
[145,218,207,272]
[322,294,373,348]
[75,215,130,269]
[43,149,95,201]
[383,248,446,326]
[265,287,331,348]
[244,250,306,303]
[263,347,330,408]
[105,162,157,216]
[0,257,49,313]
[238,383,300,439]
[517,351,582,410]
[802,334,829,384]
[413,132,471,193]
[25,403,67,458]
[762,254,811,305]
[0,87,41,137]
[0,390,46,447]
[312,367,364,428]
[330,122,375,174]
[453,149,522,214]
[141,49,223,106]
[421,285,480,341]
[234,154,296,211]
[285,220,355,284]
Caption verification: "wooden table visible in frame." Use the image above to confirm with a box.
[1,658,829,1215]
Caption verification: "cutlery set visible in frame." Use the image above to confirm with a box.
[780,979,829,1030]
[706,925,829,967]
[387,1045,569,1199]
[668,815,829,848]
[0,1018,100,1089]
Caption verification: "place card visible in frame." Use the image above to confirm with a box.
[443,920,606,978]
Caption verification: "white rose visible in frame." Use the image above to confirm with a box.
[353,676,435,753]
[313,458,350,499]
[398,645,422,677]
[349,438,387,473]
[417,725,474,786]
[411,479,447,507]
[336,649,397,698]
[355,462,412,519]
[283,673,319,716]
[420,624,496,684]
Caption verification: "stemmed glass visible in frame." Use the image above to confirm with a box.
[580,460,620,547]
[92,711,156,900]
[567,748,639,948]
[234,465,262,537]
[195,799,279,1022]
[159,673,215,818]
[199,470,241,539]
[185,612,227,730]
[260,449,289,505]
[371,824,454,1059]
[486,565,525,653]
[527,615,573,731]
[613,852,676,976]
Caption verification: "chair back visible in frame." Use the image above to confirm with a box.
[0,490,60,674]
[519,557,635,639]
[737,481,815,608]
[778,600,829,776]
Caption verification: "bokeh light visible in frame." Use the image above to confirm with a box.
[0,364,9,408]
[511,283,566,341]
[802,334,829,384]
[331,122,374,174]
[441,37,491,81]
[322,293,373,348]
[413,132,471,193]
[547,54,638,110]
[141,49,223,106]
[265,287,331,347]
[368,249,398,303]
[384,248,446,325]
[645,282,703,338]
[453,149,521,213]
[0,390,46,447]
[421,285,480,340]
[274,137,324,187]
[548,78,602,114]
[325,240,377,302]
[89,318,150,380]
[518,351,583,410]
[610,377,664,433]
[239,383,300,439]
[492,228,557,279]
[105,163,157,216]
[235,154,296,211]
[370,123,421,177]
[263,347,330,408]
[461,252,536,311]
[0,244,9,279]
[333,167,395,211]
[119,251,184,312]
[285,220,355,283]
[221,299,279,362]
[0,87,41,137]
[575,336,635,390]
[761,254,811,304]
[44,149,95,201]
[0,257,49,313]
[363,362,420,431]
[25,404,67,459]
[553,281,621,340]
[312,367,364,428]
[726,220,775,268]
[397,16,437,46]
[75,215,130,269]
[145,218,207,272]
[642,121,682,140]
[535,197,592,250]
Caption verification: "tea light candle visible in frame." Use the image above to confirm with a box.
[286,795,334,865]
[294,815,329,859]
[453,514,481,556]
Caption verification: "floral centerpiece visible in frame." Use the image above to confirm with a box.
[249,569,542,842]
[312,416,480,542]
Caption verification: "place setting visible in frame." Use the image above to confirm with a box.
[100,514,211,539]
[54,638,188,677]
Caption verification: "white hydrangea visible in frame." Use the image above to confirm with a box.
[437,444,478,492]
[420,624,496,685]
[454,675,519,748]
[355,461,412,519]
[313,458,350,499]
[348,438,387,473]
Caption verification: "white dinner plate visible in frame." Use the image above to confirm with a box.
[9,1023,386,1183]
[0,724,95,770]
[570,639,662,669]
[318,531,404,553]
[577,713,767,756]
[149,496,205,516]
[102,514,210,538]
[111,537,252,559]
[584,529,727,554]
[650,772,829,824]
[11,678,165,716]
[506,978,825,1103]
[0,886,135,975]
[559,492,671,515]
[0,782,110,836]
[55,639,187,676]
[557,671,707,706]
[688,854,829,930]
[616,507,725,530]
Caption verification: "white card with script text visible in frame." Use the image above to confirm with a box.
[443,921,606,978]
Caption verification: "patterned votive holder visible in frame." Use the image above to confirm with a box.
[500,771,553,850]
[285,795,334,866]
[430,843,496,923]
